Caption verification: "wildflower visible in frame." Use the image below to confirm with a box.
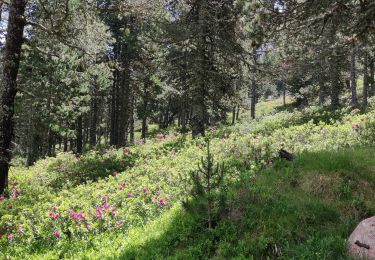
[96,207,104,219]
[118,186,124,191]
[115,221,122,227]
[49,212,60,219]
[53,230,61,239]
[7,205,12,209]
[10,189,19,199]
[101,196,108,201]
[122,182,127,187]
[159,199,166,206]
[352,123,361,130]
[70,212,79,220]
[102,203,110,210]
[0,196,4,201]
[111,211,117,217]
[8,233,13,239]
[143,188,151,195]
[127,192,133,198]
[78,213,86,219]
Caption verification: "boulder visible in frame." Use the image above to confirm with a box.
[349,216,375,259]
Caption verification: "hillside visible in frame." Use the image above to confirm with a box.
[1,99,375,259]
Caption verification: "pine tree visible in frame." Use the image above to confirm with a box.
[185,139,226,229]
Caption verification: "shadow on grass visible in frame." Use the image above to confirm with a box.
[116,147,375,259]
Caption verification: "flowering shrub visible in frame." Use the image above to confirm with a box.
[1,105,375,257]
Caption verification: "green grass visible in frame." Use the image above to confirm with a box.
[15,146,375,259]
[121,147,375,259]
[2,99,375,259]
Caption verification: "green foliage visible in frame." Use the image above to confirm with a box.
[2,103,375,258]
[184,140,226,229]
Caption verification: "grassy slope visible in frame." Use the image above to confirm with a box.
[22,147,375,259]
[3,97,375,259]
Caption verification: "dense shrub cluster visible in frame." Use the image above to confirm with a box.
[1,106,375,258]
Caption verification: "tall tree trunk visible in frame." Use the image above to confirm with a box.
[0,0,27,195]
[110,44,120,146]
[232,106,236,125]
[318,82,325,105]
[363,51,369,108]
[76,115,83,155]
[250,50,257,119]
[369,57,374,97]
[329,23,340,108]
[129,95,135,145]
[63,134,68,152]
[191,2,208,137]
[350,42,358,108]
[90,97,98,147]
[141,117,147,141]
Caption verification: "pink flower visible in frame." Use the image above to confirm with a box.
[78,213,86,219]
[116,221,122,227]
[118,186,124,191]
[49,212,60,219]
[102,204,110,210]
[111,211,117,217]
[143,188,151,195]
[7,205,12,209]
[127,192,133,198]
[96,207,104,219]
[352,123,361,130]
[122,182,127,187]
[53,230,61,239]
[101,196,108,201]
[8,233,13,239]
[10,188,19,199]
[52,206,58,211]
[0,196,4,201]
[70,213,79,220]
[159,199,166,206]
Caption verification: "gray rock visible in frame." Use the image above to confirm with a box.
[349,216,375,259]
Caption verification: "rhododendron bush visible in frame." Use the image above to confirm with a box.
[1,107,375,256]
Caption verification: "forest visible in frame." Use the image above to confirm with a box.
[0,0,375,259]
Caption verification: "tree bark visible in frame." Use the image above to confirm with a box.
[0,0,27,194]
[363,51,369,108]
[76,115,83,155]
[89,96,98,147]
[350,43,358,108]
[369,57,374,97]
[250,49,257,119]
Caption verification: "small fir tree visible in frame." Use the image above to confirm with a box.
[185,139,226,229]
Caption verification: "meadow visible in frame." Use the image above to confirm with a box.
[1,99,375,259]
